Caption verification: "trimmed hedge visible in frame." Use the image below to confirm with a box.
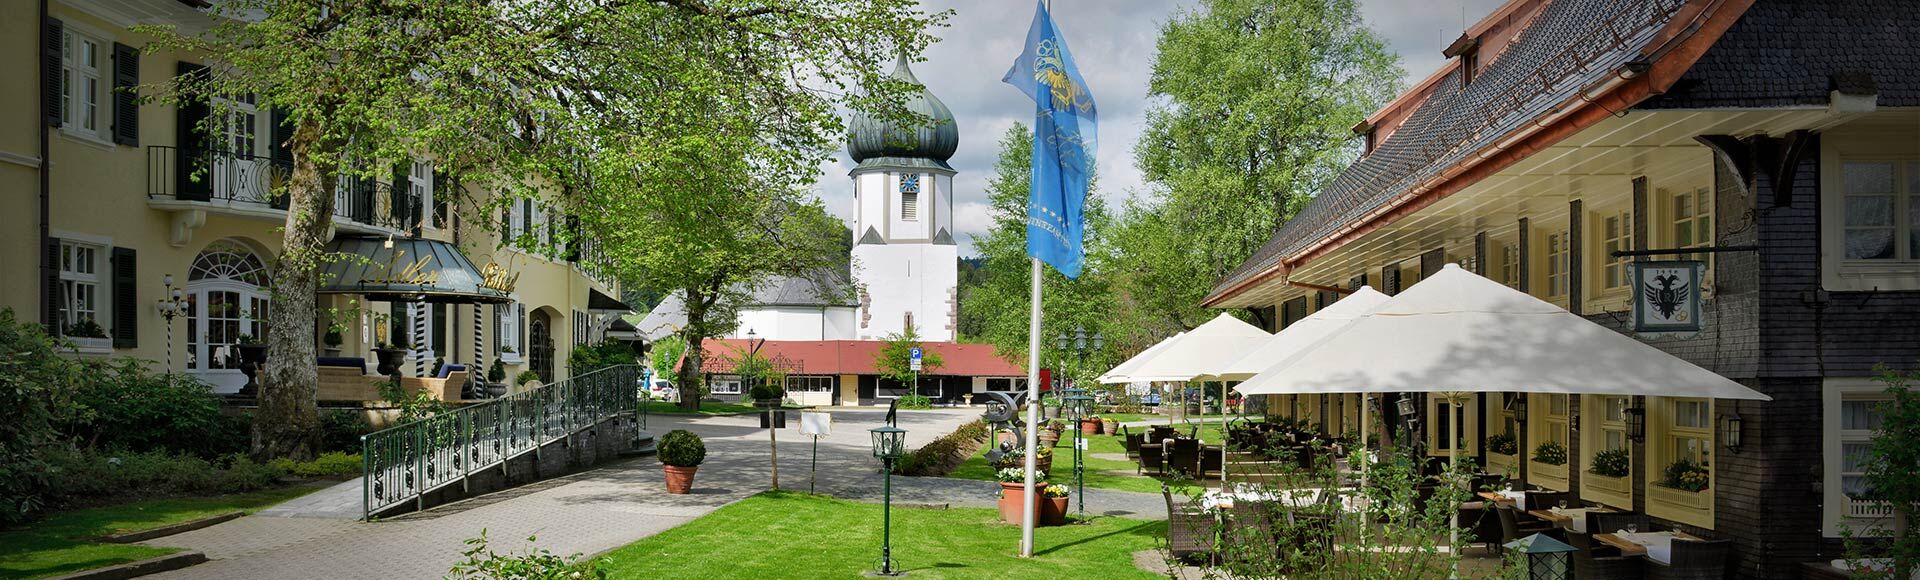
[658,430,706,467]
[897,420,987,476]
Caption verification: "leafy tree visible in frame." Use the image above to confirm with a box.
[873,323,944,385]
[1116,0,1401,332]
[648,335,688,383]
[140,0,947,454]
[957,124,1122,383]
[1842,365,1920,578]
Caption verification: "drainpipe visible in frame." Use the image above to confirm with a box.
[39,0,53,332]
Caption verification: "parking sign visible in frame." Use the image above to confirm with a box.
[909,347,922,371]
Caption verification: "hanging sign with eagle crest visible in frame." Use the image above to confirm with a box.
[1632,260,1705,334]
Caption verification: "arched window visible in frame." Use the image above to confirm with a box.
[186,240,271,390]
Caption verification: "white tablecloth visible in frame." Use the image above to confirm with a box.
[1549,507,1601,533]
[1492,490,1528,504]
[1616,531,1676,564]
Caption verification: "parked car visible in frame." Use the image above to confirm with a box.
[644,378,678,402]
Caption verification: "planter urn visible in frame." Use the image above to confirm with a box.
[664,465,698,494]
[373,348,409,378]
[235,343,269,398]
[1039,429,1061,449]
[1081,419,1100,435]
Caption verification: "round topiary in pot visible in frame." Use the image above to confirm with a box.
[658,429,706,494]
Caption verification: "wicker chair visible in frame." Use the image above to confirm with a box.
[1170,438,1202,477]
[1164,483,1216,563]
[1495,502,1561,547]
[1124,432,1145,458]
[1140,443,1165,475]
[1150,426,1176,441]
[1199,445,1224,478]
[1463,504,1504,555]
[1645,538,1730,580]
[1587,512,1652,536]
[1572,534,1645,580]
[1525,490,1576,511]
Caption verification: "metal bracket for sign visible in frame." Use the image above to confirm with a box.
[1609,244,1757,258]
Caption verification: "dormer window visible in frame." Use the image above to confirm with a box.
[900,174,920,221]
[1443,34,1481,86]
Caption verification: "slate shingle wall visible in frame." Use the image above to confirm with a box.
[1639,0,1920,110]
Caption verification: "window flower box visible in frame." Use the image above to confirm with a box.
[68,336,112,355]
[1586,472,1631,495]
[1649,482,1711,511]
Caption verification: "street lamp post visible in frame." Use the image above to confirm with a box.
[1052,326,1101,524]
[156,275,189,379]
[868,424,908,577]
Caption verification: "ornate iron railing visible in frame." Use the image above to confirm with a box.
[146,145,421,234]
[361,364,640,519]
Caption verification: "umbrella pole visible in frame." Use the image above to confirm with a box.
[1448,392,1463,579]
[1360,393,1370,493]
[1220,383,1228,487]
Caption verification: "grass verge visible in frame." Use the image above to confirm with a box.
[0,485,321,579]
[595,491,1165,579]
[941,427,1217,495]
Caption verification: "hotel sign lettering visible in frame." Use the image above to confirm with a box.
[1632,260,1705,335]
[480,261,520,293]
[367,251,440,286]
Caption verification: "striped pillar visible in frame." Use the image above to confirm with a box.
[473,304,485,387]
[412,302,428,377]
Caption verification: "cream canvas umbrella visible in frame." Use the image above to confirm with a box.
[1117,313,1270,484]
[1237,263,1770,566]
[1097,331,1185,384]
[1215,286,1392,488]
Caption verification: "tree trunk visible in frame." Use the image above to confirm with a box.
[252,116,335,461]
[675,285,712,412]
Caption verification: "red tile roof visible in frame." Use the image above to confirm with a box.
[695,339,1025,377]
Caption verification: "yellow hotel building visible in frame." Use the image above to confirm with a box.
[3,0,626,395]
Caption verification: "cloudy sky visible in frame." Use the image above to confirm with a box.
[810,0,1506,257]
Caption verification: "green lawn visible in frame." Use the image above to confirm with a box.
[595,491,1165,579]
[944,428,1209,495]
[0,485,321,580]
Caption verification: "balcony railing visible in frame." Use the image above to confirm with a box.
[148,145,422,234]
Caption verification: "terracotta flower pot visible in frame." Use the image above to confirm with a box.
[1042,495,1070,526]
[1080,419,1100,435]
[997,481,1044,525]
[664,465,698,494]
[1039,430,1061,448]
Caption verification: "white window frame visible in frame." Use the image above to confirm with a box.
[411,160,434,230]
[58,240,104,331]
[1546,230,1571,299]
[60,24,111,144]
[1824,378,1895,537]
[1645,395,1715,528]
[496,301,524,363]
[1598,210,1632,292]
[787,376,834,393]
[1501,243,1522,289]
[1664,185,1714,266]
[1822,127,1920,291]
[1528,393,1572,489]
[709,375,743,395]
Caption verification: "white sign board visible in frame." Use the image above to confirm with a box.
[910,359,923,372]
[909,347,923,371]
[799,411,832,436]
[1632,260,1705,335]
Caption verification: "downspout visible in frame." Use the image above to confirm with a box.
[39,0,53,332]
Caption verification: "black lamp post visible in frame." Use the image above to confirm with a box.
[869,424,907,577]
[1063,388,1093,523]
[1505,532,1576,580]
[156,274,188,379]
[1625,405,1647,443]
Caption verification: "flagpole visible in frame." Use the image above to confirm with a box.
[1020,257,1043,557]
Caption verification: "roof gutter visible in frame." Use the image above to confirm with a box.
[1203,0,1750,308]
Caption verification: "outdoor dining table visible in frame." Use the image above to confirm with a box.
[1593,530,1704,564]
[1526,506,1615,533]
[1476,490,1528,505]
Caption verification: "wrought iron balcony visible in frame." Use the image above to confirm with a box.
[147,145,422,235]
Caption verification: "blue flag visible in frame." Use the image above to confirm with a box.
[1004,1,1097,279]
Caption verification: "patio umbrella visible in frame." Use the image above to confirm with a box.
[1236,263,1770,567]
[1112,313,1270,485]
[1096,331,1185,384]
[1214,286,1391,488]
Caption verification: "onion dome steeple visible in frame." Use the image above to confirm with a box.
[847,55,959,171]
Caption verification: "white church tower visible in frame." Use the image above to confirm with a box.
[845,57,959,342]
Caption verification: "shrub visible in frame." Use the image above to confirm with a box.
[378,380,446,424]
[898,420,986,476]
[747,381,784,401]
[1590,448,1631,478]
[1660,458,1710,492]
[657,430,705,467]
[896,394,933,410]
[1532,440,1568,466]
[1485,433,1518,456]
[0,308,87,524]
[42,448,285,503]
[487,359,507,383]
[449,530,606,580]
[68,359,240,458]
[269,452,363,477]
[319,409,373,453]
[568,342,637,376]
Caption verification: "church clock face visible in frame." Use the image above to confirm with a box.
[899,174,921,194]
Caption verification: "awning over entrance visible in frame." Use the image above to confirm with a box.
[318,235,511,304]
[589,288,633,312]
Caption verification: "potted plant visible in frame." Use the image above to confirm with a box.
[1080,415,1101,435]
[995,467,1047,525]
[1040,482,1071,526]
[486,359,507,391]
[658,429,705,494]
[515,369,543,390]
[1039,422,1062,448]
[63,318,111,353]
[992,446,1053,475]
[749,381,785,408]
[1485,433,1518,457]
[1041,396,1061,419]
[372,339,409,378]
[322,326,345,357]
[1101,416,1118,435]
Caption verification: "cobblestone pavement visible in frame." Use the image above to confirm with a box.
[142,407,1164,579]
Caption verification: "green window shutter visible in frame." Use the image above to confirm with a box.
[111,42,139,146]
[112,247,137,348]
[174,62,211,201]
[43,17,62,127]
[431,304,447,355]
[45,238,63,335]
[390,163,411,228]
